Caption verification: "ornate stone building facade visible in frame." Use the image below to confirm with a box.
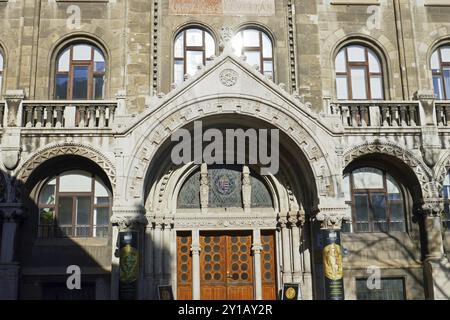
[0,0,449,300]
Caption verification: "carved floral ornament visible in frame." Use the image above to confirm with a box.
[343,142,434,198]
[219,69,239,87]
[16,143,116,187]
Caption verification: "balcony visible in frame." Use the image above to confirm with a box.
[21,100,117,129]
[436,101,450,127]
[329,101,421,128]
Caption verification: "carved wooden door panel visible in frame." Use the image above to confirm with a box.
[261,231,277,300]
[177,232,193,300]
[225,233,254,300]
[200,232,254,300]
[200,233,228,300]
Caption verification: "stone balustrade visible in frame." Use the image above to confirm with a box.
[330,101,421,128]
[436,101,450,127]
[21,101,117,128]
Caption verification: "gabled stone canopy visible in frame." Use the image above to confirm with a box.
[114,51,342,206]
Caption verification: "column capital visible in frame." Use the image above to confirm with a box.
[252,244,263,254]
[111,207,148,231]
[190,244,201,254]
[420,198,445,217]
[0,204,26,223]
[315,204,351,230]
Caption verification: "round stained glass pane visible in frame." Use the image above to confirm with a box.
[264,263,271,270]
[205,264,212,271]
[213,264,221,271]
[181,274,188,281]
[181,237,188,244]
[181,264,188,272]
[231,263,239,271]
[214,254,220,262]
[232,254,239,262]
[241,263,248,271]
[204,237,211,243]
[205,273,212,281]
[181,246,188,253]
[240,245,248,253]
[181,255,188,263]
[264,244,270,251]
[213,245,220,252]
[205,255,211,262]
[241,273,249,280]
[214,273,222,281]
[232,245,238,253]
[240,254,247,261]
[214,237,221,244]
[264,272,271,280]
[231,237,238,244]
[204,246,211,253]
[240,237,247,242]
[232,273,239,280]
[264,254,271,261]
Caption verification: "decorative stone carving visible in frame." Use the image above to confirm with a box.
[242,166,251,213]
[219,69,238,87]
[174,216,278,229]
[17,142,116,187]
[315,206,351,230]
[111,213,148,231]
[200,163,209,214]
[421,198,445,217]
[220,26,234,50]
[4,90,25,127]
[2,147,22,171]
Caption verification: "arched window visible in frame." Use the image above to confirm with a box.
[335,45,384,100]
[444,171,450,229]
[342,167,406,233]
[0,50,4,96]
[232,28,274,78]
[38,170,111,238]
[55,43,106,100]
[174,28,215,84]
[431,46,450,100]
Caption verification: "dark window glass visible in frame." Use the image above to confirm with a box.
[72,66,89,99]
[55,74,68,99]
[356,278,405,300]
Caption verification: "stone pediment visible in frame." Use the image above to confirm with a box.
[118,50,336,136]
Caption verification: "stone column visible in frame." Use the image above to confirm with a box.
[289,212,304,284]
[191,229,201,300]
[279,216,292,284]
[200,164,208,215]
[0,206,24,300]
[252,229,263,300]
[110,211,148,300]
[162,218,173,279]
[316,206,350,301]
[420,199,450,300]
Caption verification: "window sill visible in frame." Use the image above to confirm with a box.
[331,0,380,5]
[424,0,450,6]
[34,237,109,247]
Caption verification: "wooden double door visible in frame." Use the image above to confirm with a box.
[177,231,277,300]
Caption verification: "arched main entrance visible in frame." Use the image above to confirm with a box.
[141,114,322,300]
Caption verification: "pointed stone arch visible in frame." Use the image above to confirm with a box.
[343,141,434,199]
[16,142,116,188]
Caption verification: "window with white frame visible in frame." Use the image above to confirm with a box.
[38,170,111,238]
[342,167,406,233]
[173,28,216,84]
[232,28,274,78]
[335,45,384,100]
[431,46,450,100]
[356,278,406,300]
[55,43,106,100]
